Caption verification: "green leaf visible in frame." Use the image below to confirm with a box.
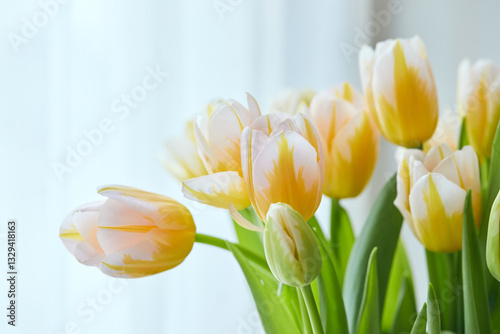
[343,174,403,331]
[232,208,265,258]
[226,242,301,334]
[463,190,492,334]
[315,234,349,334]
[410,303,427,334]
[355,248,380,334]
[389,275,417,334]
[382,242,415,332]
[458,116,468,149]
[427,283,441,334]
[491,286,500,334]
[330,198,355,287]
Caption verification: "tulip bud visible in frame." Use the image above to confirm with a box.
[271,88,315,115]
[394,144,481,252]
[160,119,208,182]
[359,36,439,148]
[263,203,321,287]
[60,185,196,278]
[309,83,379,198]
[458,59,500,162]
[487,190,500,281]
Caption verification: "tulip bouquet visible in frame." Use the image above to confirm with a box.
[60,36,500,333]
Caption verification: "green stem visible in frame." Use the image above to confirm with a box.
[426,249,452,330]
[195,233,269,270]
[480,158,491,201]
[300,285,324,334]
[299,289,314,334]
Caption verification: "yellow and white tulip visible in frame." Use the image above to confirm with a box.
[359,36,439,148]
[182,94,261,210]
[309,82,379,198]
[60,185,196,278]
[394,144,481,252]
[160,119,208,181]
[458,59,500,161]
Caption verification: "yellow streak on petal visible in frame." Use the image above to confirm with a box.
[60,225,83,241]
[415,175,463,253]
[183,177,250,210]
[98,225,157,233]
[376,40,438,148]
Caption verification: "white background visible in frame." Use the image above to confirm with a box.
[1,0,500,333]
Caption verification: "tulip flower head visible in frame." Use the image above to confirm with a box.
[394,144,481,252]
[360,36,439,148]
[308,82,379,198]
[487,190,500,281]
[458,59,500,162]
[181,94,262,211]
[160,119,208,181]
[60,185,196,278]
[263,203,321,287]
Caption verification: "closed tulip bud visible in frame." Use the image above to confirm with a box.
[458,59,500,161]
[487,190,500,281]
[160,119,208,181]
[394,144,481,252]
[309,82,379,198]
[60,185,196,278]
[263,203,321,287]
[271,88,315,115]
[359,36,439,148]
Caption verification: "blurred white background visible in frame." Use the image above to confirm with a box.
[1,0,500,333]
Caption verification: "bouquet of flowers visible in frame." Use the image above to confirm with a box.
[59,36,500,333]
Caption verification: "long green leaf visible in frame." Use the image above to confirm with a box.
[410,303,427,334]
[343,174,403,331]
[427,283,441,334]
[226,242,301,334]
[315,234,349,334]
[355,248,380,334]
[463,190,492,334]
[330,198,355,287]
[389,275,417,334]
[425,250,453,330]
[382,241,414,332]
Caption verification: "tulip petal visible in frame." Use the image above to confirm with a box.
[423,143,454,171]
[182,172,250,210]
[100,228,195,278]
[161,134,207,181]
[252,131,322,221]
[229,203,264,232]
[246,92,262,120]
[409,173,466,252]
[250,112,292,136]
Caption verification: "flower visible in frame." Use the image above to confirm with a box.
[423,109,460,152]
[394,144,481,252]
[458,59,500,162]
[359,36,439,148]
[160,119,208,182]
[181,94,261,210]
[238,112,325,224]
[60,185,196,278]
[308,82,379,198]
[271,88,315,115]
[263,203,321,287]
[487,190,500,281]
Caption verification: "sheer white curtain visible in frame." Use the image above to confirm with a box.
[2,0,498,333]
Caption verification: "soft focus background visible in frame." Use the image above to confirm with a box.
[1,0,500,333]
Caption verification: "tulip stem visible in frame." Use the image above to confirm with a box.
[300,285,324,334]
[194,233,269,270]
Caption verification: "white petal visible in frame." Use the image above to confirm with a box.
[229,203,264,232]
[423,143,454,171]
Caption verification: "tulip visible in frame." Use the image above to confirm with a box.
[394,144,481,252]
[308,82,379,198]
[60,185,196,278]
[457,59,500,162]
[359,36,439,148]
[487,190,500,281]
[181,94,261,210]
[271,88,315,115]
[160,119,208,181]
[423,110,460,152]
[264,203,321,287]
